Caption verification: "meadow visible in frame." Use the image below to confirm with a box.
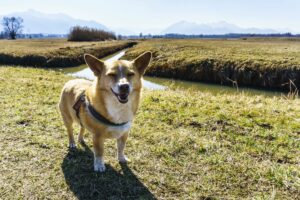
[0,39,136,67]
[0,66,299,199]
[124,38,300,90]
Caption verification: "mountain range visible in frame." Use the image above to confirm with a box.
[0,9,108,34]
[0,10,289,35]
[162,21,280,35]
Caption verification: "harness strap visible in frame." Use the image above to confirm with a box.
[72,91,129,127]
[86,101,128,127]
[73,92,86,126]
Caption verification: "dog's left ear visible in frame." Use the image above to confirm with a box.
[133,51,152,75]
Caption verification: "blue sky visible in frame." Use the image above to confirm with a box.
[1,0,299,32]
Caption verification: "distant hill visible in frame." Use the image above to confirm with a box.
[0,9,109,34]
[162,21,280,35]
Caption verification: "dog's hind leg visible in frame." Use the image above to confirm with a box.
[78,126,85,144]
[61,112,76,148]
[66,123,76,148]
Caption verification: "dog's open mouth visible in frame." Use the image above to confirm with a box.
[111,88,129,104]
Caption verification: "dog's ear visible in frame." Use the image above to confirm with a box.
[133,51,152,75]
[84,54,105,76]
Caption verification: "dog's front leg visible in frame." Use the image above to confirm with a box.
[117,132,130,163]
[93,134,106,172]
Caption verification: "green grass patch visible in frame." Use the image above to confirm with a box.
[0,66,299,199]
[124,39,300,90]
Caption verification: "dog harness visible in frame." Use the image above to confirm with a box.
[73,92,129,127]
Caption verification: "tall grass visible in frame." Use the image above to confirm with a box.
[68,26,116,41]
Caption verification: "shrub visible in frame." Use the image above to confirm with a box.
[68,26,116,41]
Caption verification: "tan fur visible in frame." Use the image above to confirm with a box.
[59,51,152,172]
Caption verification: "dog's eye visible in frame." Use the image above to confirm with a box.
[107,73,117,77]
[127,72,135,77]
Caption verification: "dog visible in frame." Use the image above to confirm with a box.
[59,51,152,172]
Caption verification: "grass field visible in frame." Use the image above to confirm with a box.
[0,66,299,199]
[0,39,136,67]
[124,38,300,90]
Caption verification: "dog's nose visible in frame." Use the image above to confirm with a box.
[119,83,129,93]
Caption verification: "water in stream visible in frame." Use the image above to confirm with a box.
[57,50,285,97]
[59,50,165,90]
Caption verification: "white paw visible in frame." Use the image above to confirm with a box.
[94,158,106,172]
[118,155,130,163]
[69,143,76,148]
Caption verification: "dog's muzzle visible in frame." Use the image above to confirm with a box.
[111,83,130,104]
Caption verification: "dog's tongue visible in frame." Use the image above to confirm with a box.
[119,93,128,100]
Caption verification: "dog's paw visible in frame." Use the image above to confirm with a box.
[118,155,130,163]
[77,137,85,144]
[94,164,106,172]
[94,158,106,172]
[69,143,76,148]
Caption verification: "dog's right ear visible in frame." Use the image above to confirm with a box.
[84,54,105,76]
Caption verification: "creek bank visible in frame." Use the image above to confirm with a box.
[0,41,136,68]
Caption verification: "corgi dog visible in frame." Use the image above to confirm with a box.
[59,51,152,172]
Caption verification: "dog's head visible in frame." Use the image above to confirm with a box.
[84,51,152,104]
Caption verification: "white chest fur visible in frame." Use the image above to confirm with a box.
[104,95,134,124]
[106,122,132,139]
[103,95,134,138]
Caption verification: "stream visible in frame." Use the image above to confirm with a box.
[57,50,284,97]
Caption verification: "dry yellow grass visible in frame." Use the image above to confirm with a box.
[0,39,120,55]
[0,39,136,67]
[124,38,300,90]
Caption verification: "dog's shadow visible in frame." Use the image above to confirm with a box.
[61,143,156,200]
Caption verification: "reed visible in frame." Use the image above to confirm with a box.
[68,26,116,41]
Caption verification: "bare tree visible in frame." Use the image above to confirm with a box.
[2,17,23,39]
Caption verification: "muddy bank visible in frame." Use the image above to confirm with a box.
[142,58,300,91]
[0,41,136,68]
